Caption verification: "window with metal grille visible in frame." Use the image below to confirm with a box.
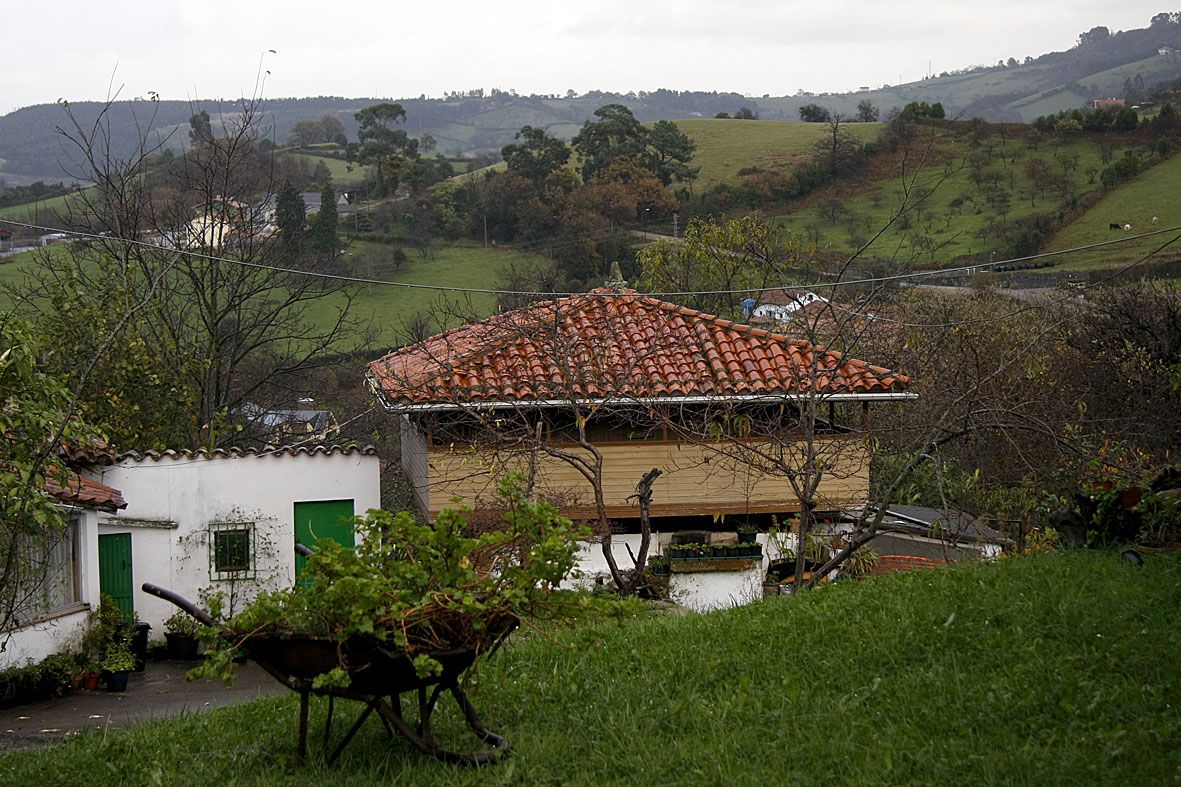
[209,522,255,579]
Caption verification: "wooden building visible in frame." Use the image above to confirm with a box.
[368,288,913,525]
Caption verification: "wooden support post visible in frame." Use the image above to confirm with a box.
[297,690,310,763]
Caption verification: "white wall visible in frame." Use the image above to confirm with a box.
[1,507,102,668]
[93,448,380,637]
[567,533,787,613]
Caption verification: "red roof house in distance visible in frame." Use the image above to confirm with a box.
[369,288,912,524]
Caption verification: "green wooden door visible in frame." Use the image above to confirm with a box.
[294,499,355,578]
[98,533,134,620]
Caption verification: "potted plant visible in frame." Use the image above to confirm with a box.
[79,662,101,691]
[737,523,758,544]
[101,637,135,692]
[647,555,671,577]
[164,611,201,660]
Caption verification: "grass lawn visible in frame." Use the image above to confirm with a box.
[1045,153,1181,272]
[675,118,880,191]
[307,240,549,351]
[4,550,1177,785]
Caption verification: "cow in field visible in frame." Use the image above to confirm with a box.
[1109,222,1122,230]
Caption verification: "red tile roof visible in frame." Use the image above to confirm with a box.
[44,473,127,512]
[369,289,908,408]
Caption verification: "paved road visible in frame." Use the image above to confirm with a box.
[0,660,285,752]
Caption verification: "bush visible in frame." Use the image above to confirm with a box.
[0,652,79,709]
[193,476,590,687]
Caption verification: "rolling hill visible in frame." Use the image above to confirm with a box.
[3,16,1181,184]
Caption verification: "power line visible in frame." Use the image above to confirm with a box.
[1,217,1178,299]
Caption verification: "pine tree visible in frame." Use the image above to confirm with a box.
[275,182,306,260]
[310,183,338,256]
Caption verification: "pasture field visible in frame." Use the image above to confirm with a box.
[1045,153,1181,271]
[301,240,547,349]
[0,191,79,222]
[292,152,367,188]
[675,118,880,190]
[2,550,1177,785]
[0,241,543,350]
[771,127,1131,267]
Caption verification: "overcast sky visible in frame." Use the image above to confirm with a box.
[1,1,1168,113]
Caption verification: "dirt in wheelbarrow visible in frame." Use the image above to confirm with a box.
[0,659,285,753]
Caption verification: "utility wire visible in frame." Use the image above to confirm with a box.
[2,217,1178,298]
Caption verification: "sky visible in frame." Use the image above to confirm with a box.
[1,1,1169,113]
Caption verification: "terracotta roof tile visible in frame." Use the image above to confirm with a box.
[44,473,127,512]
[368,289,908,407]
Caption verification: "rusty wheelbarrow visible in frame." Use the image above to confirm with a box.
[142,580,514,766]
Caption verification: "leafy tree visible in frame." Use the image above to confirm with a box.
[636,214,803,316]
[856,99,880,123]
[287,115,347,147]
[901,101,945,120]
[799,104,831,123]
[352,103,420,196]
[734,106,758,120]
[571,105,697,187]
[1077,26,1111,46]
[501,125,571,184]
[571,104,649,182]
[0,318,103,642]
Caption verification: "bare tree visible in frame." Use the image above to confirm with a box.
[13,95,369,449]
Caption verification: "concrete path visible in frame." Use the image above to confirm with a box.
[0,660,286,752]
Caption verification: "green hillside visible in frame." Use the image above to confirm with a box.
[675,118,880,190]
[1046,152,1181,270]
[4,550,1177,784]
[6,18,1181,181]
[0,191,79,222]
[291,152,367,188]
[0,241,543,347]
[306,241,545,349]
[768,125,1130,265]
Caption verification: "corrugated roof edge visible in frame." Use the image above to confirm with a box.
[116,444,377,462]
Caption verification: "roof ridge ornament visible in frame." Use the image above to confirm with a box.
[604,260,628,290]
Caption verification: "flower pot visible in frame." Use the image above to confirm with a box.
[737,531,758,544]
[1119,487,1143,508]
[116,622,152,671]
[165,632,200,661]
[80,671,100,691]
[103,670,130,692]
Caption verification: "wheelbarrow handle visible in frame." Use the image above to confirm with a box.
[141,582,231,635]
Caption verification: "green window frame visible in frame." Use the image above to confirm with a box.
[209,522,256,580]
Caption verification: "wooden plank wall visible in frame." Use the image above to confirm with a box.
[399,415,430,516]
[420,437,869,520]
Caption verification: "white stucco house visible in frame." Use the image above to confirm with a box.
[1,474,127,668]
[88,445,381,637]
